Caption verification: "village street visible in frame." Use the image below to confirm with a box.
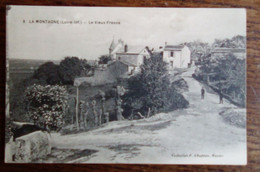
[50,67,246,164]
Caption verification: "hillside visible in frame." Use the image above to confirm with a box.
[9,59,59,85]
[44,67,246,164]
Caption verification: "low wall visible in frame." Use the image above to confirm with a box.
[5,131,51,163]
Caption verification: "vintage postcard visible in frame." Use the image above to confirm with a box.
[5,6,246,164]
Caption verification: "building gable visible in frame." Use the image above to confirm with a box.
[162,44,191,69]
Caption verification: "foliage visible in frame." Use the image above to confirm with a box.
[212,35,246,48]
[25,84,68,130]
[219,108,246,128]
[98,55,112,64]
[123,53,189,118]
[9,57,91,126]
[171,78,189,93]
[186,41,211,62]
[33,62,62,85]
[213,54,246,104]
[5,118,13,143]
[9,77,45,122]
[195,53,246,107]
[58,57,90,85]
[32,57,92,85]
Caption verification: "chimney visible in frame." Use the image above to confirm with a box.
[124,44,128,52]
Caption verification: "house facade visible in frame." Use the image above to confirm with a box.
[74,38,151,87]
[162,45,191,69]
[109,38,151,72]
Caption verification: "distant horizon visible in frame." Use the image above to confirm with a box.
[8,34,246,62]
[7,6,246,61]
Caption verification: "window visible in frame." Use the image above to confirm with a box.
[170,51,174,57]
[170,61,173,67]
[143,56,146,61]
[118,56,121,60]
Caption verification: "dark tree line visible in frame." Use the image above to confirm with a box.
[33,57,92,85]
[193,35,246,107]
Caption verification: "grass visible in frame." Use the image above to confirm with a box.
[33,147,98,163]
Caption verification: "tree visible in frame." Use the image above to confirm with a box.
[33,57,92,85]
[10,62,62,122]
[33,62,62,85]
[25,84,68,131]
[212,35,246,49]
[80,59,93,76]
[186,41,211,62]
[196,52,246,107]
[98,55,112,64]
[58,57,88,85]
[9,76,45,122]
[123,53,189,118]
[212,54,246,106]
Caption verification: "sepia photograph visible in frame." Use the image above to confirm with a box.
[5,6,246,164]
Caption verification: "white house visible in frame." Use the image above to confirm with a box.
[74,38,151,87]
[109,38,151,72]
[162,45,191,69]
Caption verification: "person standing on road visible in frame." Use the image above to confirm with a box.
[201,87,205,99]
[219,90,224,104]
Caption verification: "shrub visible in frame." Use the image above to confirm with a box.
[58,57,91,85]
[122,53,189,118]
[33,62,62,85]
[25,84,68,131]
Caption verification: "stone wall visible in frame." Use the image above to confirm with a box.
[5,131,51,163]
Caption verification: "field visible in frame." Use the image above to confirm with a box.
[8,59,59,86]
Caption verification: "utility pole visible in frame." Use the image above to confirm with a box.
[115,85,125,121]
[75,86,79,131]
[6,57,10,119]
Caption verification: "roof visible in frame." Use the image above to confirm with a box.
[164,45,184,51]
[108,60,137,67]
[211,48,246,53]
[109,38,117,50]
[116,52,139,55]
[116,46,148,54]
[120,60,137,67]
[128,46,146,53]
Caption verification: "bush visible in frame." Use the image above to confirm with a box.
[33,62,62,85]
[171,78,189,93]
[219,108,246,128]
[25,84,68,131]
[122,53,189,118]
[58,57,91,85]
[32,57,92,85]
[9,77,45,122]
[5,118,13,143]
[98,55,112,64]
[195,53,246,107]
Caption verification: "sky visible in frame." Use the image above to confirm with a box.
[7,6,246,60]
